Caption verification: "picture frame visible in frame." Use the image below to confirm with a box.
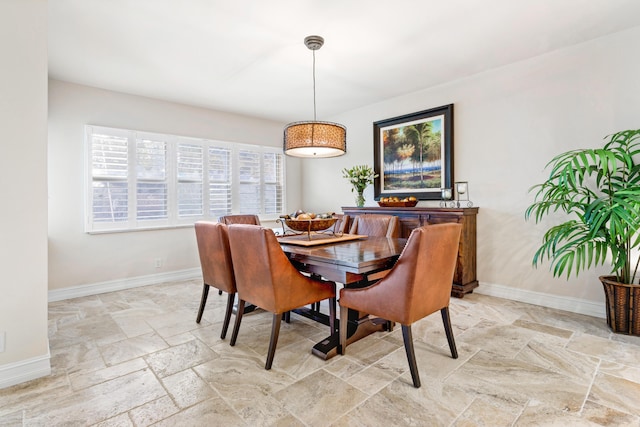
[373,104,454,201]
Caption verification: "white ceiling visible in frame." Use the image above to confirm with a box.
[48,0,640,123]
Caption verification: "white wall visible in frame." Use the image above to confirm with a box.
[303,26,640,311]
[48,80,297,291]
[0,0,50,387]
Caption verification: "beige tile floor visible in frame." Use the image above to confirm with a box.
[2,279,640,426]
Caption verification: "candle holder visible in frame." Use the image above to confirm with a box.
[454,181,473,208]
[439,188,456,207]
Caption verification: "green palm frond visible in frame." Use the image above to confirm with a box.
[526,129,640,284]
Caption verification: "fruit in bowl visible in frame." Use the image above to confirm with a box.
[284,217,337,232]
[377,196,418,207]
[279,211,337,232]
[281,211,334,220]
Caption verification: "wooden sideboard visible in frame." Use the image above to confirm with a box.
[341,206,479,298]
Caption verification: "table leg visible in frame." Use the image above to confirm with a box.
[233,303,258,315]
[310,309,390,360]
[285,268,396,360]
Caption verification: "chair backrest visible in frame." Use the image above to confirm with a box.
[373,223,462,324]
[218,214,261,225]
[349,214,400,237]
[194,221,235,294]
[227,224,306,313]
[334,214,350,234]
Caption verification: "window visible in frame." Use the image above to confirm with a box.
[85,125,285,233]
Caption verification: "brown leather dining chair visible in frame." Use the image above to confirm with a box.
[338,222,462,388]
[194,221,236,340]
[348,214,401,283]
[348,213,400,238]
[216,215,261,296]
[333,214,350,234]
[227,224,336,370]
[218,214,261,226]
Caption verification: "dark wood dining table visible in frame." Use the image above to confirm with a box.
[278,234,407,359]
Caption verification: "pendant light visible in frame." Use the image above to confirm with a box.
[283,35,346,158]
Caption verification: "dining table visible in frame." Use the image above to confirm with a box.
[277,233,407,359]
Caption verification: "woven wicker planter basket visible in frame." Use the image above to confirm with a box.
[600,275,640,336]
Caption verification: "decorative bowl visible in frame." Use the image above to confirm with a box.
[377,200,418,207]
[284,218,338,232]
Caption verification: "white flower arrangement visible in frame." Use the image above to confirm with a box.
[342,165,378,193]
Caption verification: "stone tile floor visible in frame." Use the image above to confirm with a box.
[1,279,640,426]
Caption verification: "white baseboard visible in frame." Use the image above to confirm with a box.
[475,282,606,319]
[49,270,606,320]
[0,350,51,389]
[48,268,201,302]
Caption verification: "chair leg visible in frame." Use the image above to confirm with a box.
[441,307,458,359]
[401,324,421,388]
[265,313,282,370]
[339,304,349,355]
[196,284,210,323]
[230,300,245,346]
[220,292,235,340]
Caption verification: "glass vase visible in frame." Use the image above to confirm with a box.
[355,190,365,207]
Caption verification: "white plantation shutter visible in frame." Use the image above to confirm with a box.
[208,147,232,218]
[136,137,168,221]
[89,129,129,225]
[85,125,285,232]
[177,143,203,217]
[238,150,261,214]
[263,152,283,214]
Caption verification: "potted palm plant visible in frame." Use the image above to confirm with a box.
[525,129,640,335]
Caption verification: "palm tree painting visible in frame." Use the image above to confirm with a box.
[373,105,453,200]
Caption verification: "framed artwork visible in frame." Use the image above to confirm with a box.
[373,104,454,200]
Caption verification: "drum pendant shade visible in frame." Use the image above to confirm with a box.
[284,35,346,158]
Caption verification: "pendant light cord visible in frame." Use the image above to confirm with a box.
[312,49,317,121]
